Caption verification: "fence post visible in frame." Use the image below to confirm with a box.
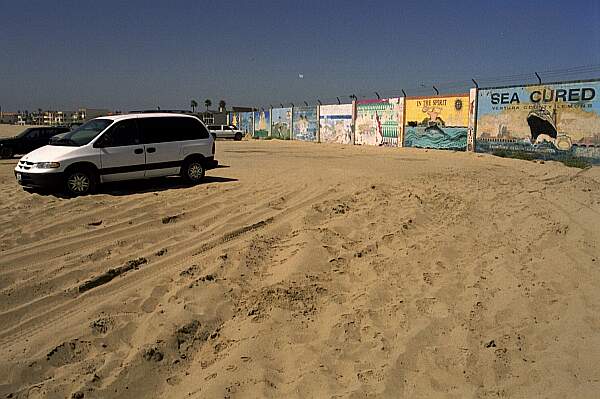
[316,103,321,143]
[397,96,405,148]
[269,106,273,138]
[351,98,357,145]
[468,87,478,152]
[290,104,294,141]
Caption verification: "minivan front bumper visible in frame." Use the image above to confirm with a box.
[15,171,64,190]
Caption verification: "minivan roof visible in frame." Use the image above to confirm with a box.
[97,113,200,122]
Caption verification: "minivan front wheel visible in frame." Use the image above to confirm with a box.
[234,132,243,141]
[64,169,96,196]
[181,159,205,184]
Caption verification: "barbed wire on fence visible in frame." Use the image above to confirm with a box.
[251,64,600,110]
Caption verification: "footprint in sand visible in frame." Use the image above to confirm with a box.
[141,285,169,313]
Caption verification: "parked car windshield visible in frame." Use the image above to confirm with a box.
[50,119,113,146]
[15,128,35,138]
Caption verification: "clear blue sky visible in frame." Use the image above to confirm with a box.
[1,0,599,111]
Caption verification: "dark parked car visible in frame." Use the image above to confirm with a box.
[0,126,70,158]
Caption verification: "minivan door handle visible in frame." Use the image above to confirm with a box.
[134,148,144,154]
[146,147,156,153]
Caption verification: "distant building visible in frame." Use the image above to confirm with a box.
[39,108,111,126]
[81,108,112,121]
[42,111,66,125]
[198,106,256,126]
[0,112,18,124]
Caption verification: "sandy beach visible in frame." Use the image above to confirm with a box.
[0,138,599,398]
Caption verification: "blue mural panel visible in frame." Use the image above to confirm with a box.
[239,112,253,136]
[293,106,317,142]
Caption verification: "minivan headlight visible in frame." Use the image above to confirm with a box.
[35,162,61,169]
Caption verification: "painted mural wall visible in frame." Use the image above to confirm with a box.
[271,107,292,140]
[228,112,239,127]
[355,98,402,146]
[477,81,600,163]
[319,104,353,144]
[239,112,254,136]
[404,94,469,150]
[292,106,318,142]
[253,110,270,138]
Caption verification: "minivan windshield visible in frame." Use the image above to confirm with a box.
[50,119,113,146]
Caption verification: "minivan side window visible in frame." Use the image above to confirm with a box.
[101,120,140,147]
[139,117,171,144]
[193,119,210,139]
[139,117,209,143]
[176,118,209,140]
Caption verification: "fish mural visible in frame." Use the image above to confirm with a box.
[404,94,469,150]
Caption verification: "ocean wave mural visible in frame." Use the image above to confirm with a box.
[404,95,469,150]
[293,106,317,142]
[404,127,468,149]
[271,107,292,140]
[319,104,353,144]
[355,98,401,146]
[477,80,600,163]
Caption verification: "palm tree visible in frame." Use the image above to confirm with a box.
[190,99,198,113]
[218,100,226,112]
[204,99,212,112]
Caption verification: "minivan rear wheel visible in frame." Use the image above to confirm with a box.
[181,159,205,184]
[64,168,96,196]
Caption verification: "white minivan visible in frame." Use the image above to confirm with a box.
[14,113,218,196]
